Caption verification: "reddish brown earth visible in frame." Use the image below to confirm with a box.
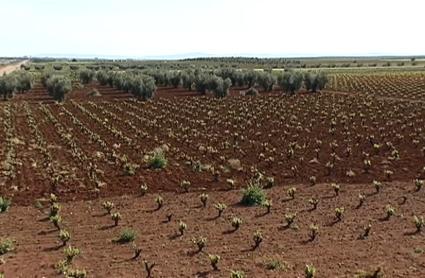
[1,83,425,277]
[1,182,424,277]
[3,84,425,205]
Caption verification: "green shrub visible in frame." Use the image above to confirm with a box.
[148,148,167,169]
[128,75,157,100]
[278,71,303,94]
[46,75,72,102]
[169,72,181,88]
[96,70,110,85]
[15,72,33,92]
[240,180,267,206]
[304,72,328,92]
[0,197,11,213]
[114,229,136,244]
[181,71,195,90]
[265,260,286,271]
[213,77,232,98]
[79,69,95,84]
[0,75,17,100]
[256,72,276,91]
[53,64,63,71]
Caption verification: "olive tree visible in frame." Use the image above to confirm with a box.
[256,72,276,91]
[127,75,157,100]
[15,72,33,93]
[278,71,303,95]
[304,72,328,93]
[141,76,157,100]
[168,72,182,88]
[0,75,17,100]
[79,69,95,84]
[53,64,63,71]
[96,70,110,86]
[194,74,210,94]
[213,77,232,98]
[243,71,258,88]
[46,75,72,102]
[181,71,195,91]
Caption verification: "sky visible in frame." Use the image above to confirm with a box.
[1,0,424,58]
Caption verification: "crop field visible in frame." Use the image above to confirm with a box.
[326,71,425,100]
[1,62,425,277]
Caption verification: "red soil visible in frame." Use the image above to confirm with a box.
[1,182,424,277]
[1,83,424,277]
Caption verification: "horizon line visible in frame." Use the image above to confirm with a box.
[2,53,424,61]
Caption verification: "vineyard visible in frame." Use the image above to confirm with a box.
[326,71,425,100]
[1,65,425,277]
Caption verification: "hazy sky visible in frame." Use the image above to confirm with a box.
[1,0,424,58]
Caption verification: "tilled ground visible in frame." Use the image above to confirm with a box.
[0,182,424,277]
[2,84,425,205]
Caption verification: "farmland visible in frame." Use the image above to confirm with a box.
[1,61,425,277]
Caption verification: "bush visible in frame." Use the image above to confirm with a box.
[0,196,11,213]
[34,65,45,70]
[114,229,136,243]
[127,75,157,100]
[141,76,157,100]
[53,64,63,71]
[240,180,267,206]
[181,71,195,91]
[256,72,276,91]
[168,72,181,88]
[194,73,210,94]
[148,148,167,169]
[0,74,17,100]
[304,72,328,92]
[278,71,303,94]
[15,72,33,92]
[213,77,232,98]
[46,75,72,102]
[79,69,95,84]
[96,70,110,85]
[243,71,257,87]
